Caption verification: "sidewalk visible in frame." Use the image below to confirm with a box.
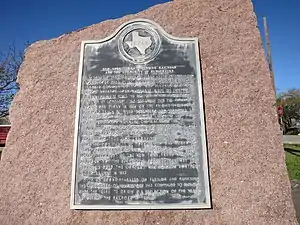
[291,180,300,223]
[284,135,300,145]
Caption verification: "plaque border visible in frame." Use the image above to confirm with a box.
[70,19,211,210]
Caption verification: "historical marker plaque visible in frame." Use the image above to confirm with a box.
[71,19,211,209]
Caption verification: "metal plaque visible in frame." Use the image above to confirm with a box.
[71,19,211,210]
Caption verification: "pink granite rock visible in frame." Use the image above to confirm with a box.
[0,0,297,224]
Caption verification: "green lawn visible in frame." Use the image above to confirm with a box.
[284,144,300,180]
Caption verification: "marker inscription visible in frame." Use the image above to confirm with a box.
[71,19,211,209]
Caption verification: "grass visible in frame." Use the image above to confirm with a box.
[284,144,300,180]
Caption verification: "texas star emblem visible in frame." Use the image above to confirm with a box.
[126,31,152,55]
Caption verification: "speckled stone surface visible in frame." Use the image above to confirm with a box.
[0,0,297,224]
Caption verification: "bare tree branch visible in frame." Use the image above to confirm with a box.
[0,42,28,119]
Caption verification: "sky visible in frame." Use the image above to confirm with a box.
[1,0,299,93]
[253,0,300,93]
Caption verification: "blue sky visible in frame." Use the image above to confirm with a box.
[1,0,299,93]
[253,0,300,93]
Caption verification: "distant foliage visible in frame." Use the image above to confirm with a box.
[0,116,10,125]
[276,89,300,134]
[0,44,26,119]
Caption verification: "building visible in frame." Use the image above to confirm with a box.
[0,125,11,159]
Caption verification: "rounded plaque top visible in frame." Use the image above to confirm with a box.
[118,23,161,64]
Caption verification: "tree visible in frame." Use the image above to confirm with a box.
[276,89,300,134]
[0,44,25,119]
